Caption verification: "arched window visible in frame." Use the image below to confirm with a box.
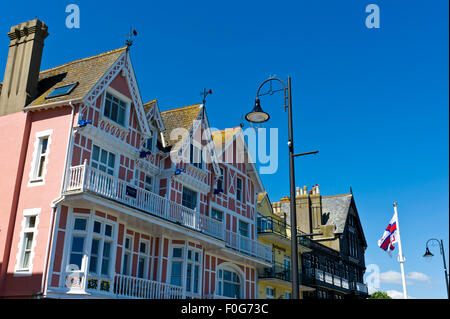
[216,264,244,299]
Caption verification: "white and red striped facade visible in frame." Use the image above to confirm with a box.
[0,48,271,299]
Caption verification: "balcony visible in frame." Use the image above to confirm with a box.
[63,163,272,264]
[64,163,223,240]
[114,274,183,299]
[355,281,369,294]
[257,215,311,249]
[304,268,368,294]
[224,230,273,263]
[259,262,292,282]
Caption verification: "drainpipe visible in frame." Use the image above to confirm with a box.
[40,101,76,297]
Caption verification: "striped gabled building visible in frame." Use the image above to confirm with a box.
[0,19,271,299]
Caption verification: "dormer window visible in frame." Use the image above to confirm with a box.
[190,143,203,170]
[144,130,155,152]
[103,91,128,127]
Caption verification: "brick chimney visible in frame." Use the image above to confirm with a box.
[0,19,48,116]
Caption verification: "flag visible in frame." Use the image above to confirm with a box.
[378,213,399,256]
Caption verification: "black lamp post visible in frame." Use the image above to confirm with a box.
[245,76,317,299]
[423,238,449,299]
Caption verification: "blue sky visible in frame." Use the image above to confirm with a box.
[1,0,448,298]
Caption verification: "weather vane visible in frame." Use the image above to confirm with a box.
[126,28,138,50]
[201,88,213,106]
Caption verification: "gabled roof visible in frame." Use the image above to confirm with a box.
[322,193,367,247]
[322,194,352,234]
[143,99,165,131]
[26,47,127,108]
[160,104,203,149]
[211,126,265,193]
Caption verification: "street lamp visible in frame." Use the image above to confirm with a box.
[423,238,449,299]
[245,76,317,299]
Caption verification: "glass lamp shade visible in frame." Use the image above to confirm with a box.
[245,98,270,123]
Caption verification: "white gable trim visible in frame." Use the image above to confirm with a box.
[82,50,151,138]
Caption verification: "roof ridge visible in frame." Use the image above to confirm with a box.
[323,193,352,198]
[143,99,158,105]
[160,104,202,114]
[39,46,127,74]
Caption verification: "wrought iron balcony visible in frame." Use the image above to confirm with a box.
[259,262,293,282]
[257,215,311,247]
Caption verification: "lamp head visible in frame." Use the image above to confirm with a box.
[245,98,270,123]
[423,247,434,258]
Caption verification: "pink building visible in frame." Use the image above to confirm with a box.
[0,19,271,299]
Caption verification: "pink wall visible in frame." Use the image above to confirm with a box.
[1,106,72,297]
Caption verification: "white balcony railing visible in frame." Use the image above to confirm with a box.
[64,163,272,263]
[224,230,272,263]
[64,163,223,240]
[114,274,183,299]
[356,282,369,294]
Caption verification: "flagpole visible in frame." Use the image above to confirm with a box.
[393,202,408,299]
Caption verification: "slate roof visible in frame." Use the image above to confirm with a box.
[160,104,203,149]
[25,47,127,109]
[321,194,352,234]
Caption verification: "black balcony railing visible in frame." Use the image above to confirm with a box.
[259,262,296,282]
[257,215,311,247]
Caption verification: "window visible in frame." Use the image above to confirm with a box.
[45,82,78,99]
[211,208,223,222]
[285,291,292,299]
[238,220,249,237]
[238,220,250,252]
[186,248,202,295]
[91,145,116,175]
[88,220,115,278]
[217,267,242,298]
[217,167,225,191]
[122,236,133,276]
[103,92,127,126]
[236,177,243,201]
[190,143,203,169]
[182,187,197,210]
[68,217,88,271]
[31,137,49,182]
[17,214,38,272]
[266,287,275,299]
[144,130,155,152]
[137,240,150,279]
[170,247,184,287]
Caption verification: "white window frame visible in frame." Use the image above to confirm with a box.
[185,247,202,297]
[91,144,117,176]
[266,286,275,299]
[137,239,150,279]
[102,87,131,128]
[169,245,185,287]
[216,264,244,299]
[181,186,198,211]
[121,235,133,276]
[88,219,116,279]
[236,176,243,202]
[14,208,40,276]
[28,130,53,187]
